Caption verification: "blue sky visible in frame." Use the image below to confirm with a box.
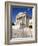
[10,6,32,23]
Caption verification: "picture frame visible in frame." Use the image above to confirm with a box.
[5,1,37,45]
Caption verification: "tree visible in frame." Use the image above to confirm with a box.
[12,22,15,25]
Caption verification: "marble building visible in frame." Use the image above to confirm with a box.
[16,12,30,28]
[12,12,32,38]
